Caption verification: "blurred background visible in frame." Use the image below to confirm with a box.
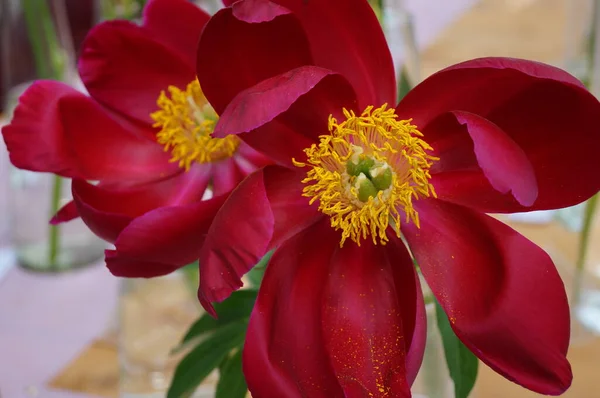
[1,0,600,397]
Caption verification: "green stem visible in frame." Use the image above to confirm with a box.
[572,194,599,305]
[49,176,64,267]
[23,1,67,269]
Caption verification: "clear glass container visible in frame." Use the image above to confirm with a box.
[118,271,217,398]
[411,301,455,398]
[4,82,105,273]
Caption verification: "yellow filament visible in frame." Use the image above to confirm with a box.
[294,104,438,246]
[151,79,240,170]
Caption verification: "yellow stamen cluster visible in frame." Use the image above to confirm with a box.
[294,104,438,246]
[151,79,240,170]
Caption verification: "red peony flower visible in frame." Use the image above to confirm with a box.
[195,0,600,396]
[1,0,268,277]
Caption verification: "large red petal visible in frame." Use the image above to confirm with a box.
[271,0,395,107]
[198,166,321,315]
[321,236,425,395]
[398,57,600,212]
[214,67,356,166]
[73,166,211,243]
[196,0,313,115]
[403,198,572,395]
[2,81,174,182]
[244,219,344,397]
[244,220,424,397]
[107,194,228,278]
[142,0,209,67]
[79,20,195,125]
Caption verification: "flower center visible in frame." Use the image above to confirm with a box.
[294,104,438,246]
[151,79,240,170]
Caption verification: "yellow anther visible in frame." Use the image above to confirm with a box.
[151,79,240,170]
[293,104,438,246]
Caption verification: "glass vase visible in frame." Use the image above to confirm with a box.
[410,301,455,398]
[381,0,421,91]
[4,82,105,273]
[118,271,217,398]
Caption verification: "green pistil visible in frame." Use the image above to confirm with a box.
[348,156,393,202]
[357,175,379,202]
[346,157,374,178]
[371,166,392,191]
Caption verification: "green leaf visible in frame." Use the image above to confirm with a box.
[435,300,478,398]
[216,349,247,398]
[397,66,412,102]
[167,321,247,398]
[175,289,257,351]
[246,250,274,288]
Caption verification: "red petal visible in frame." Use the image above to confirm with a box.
[398,57,600,212]
[214,67,356,166]
[79,20,195,125]
[403,198,572,395]
[142,0,209,67]
[196,0,313,115]
[107,195,227,278]
[2,81,85,178]
[272,0,395,107]
[243,219,344,397]
[2,81,173,182]
[244,220,424,397]
[73,166,211,243]
[322,236,425,396]
[233,143,272,174]
[435,111,538,208]
[211,158,242,197]
[50,200,79,225]
[198,169,275,315]
[105,250,181,278]
[198,166,321,315]
[264,167,323,248]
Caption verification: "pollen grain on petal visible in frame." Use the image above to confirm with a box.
[294,104,438,246]
[151,79,240,171]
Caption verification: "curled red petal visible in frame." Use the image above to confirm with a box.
[198,166,321,315]
[272,0,396,107]
[214,66,338,136]
[73,166,211,243]
[2,81,173,182]
[197,0,313,115]
[398,57,600,212]
[214,67,356,166]
[447,111,538,207]
[403,198,572,395]
[2,81,86,179]
[50,200,79,225]
[198,168,275,315]
[79,20,195,125]
[107,195,227,277]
